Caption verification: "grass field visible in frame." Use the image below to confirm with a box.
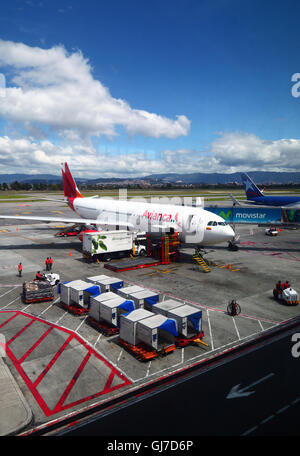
[0,187,299,203]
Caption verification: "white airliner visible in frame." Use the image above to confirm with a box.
[0,163,235,246]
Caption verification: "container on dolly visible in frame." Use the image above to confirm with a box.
[167,304,205,347]
[128,290,160,310]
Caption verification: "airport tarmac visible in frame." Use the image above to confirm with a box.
[0,200,299,435]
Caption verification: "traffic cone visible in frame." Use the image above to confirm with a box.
[68,252,71,257]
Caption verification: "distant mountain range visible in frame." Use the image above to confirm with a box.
[0,171,300,185]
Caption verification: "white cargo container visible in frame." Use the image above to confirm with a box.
[82,230,133,260]
[70,280,94,308]
[60,280,83,306]
[128,290,160,310]
[136,314,178,351]
[90,292,118,304]
[152,299,183,316]
[89,297,101,322]
[117,285,145,299]
[119,308,154,346]
[86,274,110,284]
[167,305,202,338]
[100,297,135,327]
[95,276,124,292]
[89,292,120,321]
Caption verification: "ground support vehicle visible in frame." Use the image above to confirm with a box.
[43,273,60,286]
[23,281,54,304]
[82,230,147,262]
[119,338,176,361]
[265,227,279,236]
[55,225,80,237]
[87,316,120,336]
[60,301,89,316]
[273,285,299,305]
[174,331,206,348]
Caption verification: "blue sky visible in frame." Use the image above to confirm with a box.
[0,0,299,177]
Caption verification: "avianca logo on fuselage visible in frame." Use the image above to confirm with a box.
[142,209,181,226]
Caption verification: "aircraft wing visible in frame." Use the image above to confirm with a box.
[281,202,300,210]
[227,194,257,205]
[228,193,241,206]
[0,214,134,228]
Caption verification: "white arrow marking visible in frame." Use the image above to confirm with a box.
[227,373,275,399]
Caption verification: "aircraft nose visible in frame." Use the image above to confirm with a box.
[226,225,235,241]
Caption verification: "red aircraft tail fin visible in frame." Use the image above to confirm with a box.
[62,163,83,199]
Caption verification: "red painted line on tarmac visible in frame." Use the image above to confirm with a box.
[5,342,54,417]
[33,335,74,388]
[19,327,54,364]
[0,311,18,330]
[53,352,91,412]
[103,370,116,391]
[7,319,35,345]
[0,310,131,418]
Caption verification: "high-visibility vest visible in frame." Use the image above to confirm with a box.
[18,264,22,271]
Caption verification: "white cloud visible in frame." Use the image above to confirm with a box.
[209,132,300,172]
[0,132,299,178]
[0,39,190,140]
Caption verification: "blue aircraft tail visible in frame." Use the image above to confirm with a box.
[240,173,264,199]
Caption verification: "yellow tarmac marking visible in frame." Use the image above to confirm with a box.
[21,212,32,214]
[51,211,65,214]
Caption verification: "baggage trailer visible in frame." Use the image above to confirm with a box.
[167,304,204,347]
[127,290,160,310]
[22,281,54,304]
[136,314,178,355]
[88,296,135,336]
[152,299,183,316]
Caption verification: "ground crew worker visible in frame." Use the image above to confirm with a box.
[283,280,290,290]
[49,257,53,270]
[230,300,238,316]
[36,271,43,280]
[18,262,22,277]
[45,257,49,271]
[276,280,282,292]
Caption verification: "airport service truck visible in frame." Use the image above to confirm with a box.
[82,230,146,262]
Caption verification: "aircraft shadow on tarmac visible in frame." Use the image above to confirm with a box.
[0,242,82,251]
[210,245,300,253]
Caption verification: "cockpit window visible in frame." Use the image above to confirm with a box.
[207,220,227,226]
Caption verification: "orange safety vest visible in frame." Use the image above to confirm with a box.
[18,264,22,271]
